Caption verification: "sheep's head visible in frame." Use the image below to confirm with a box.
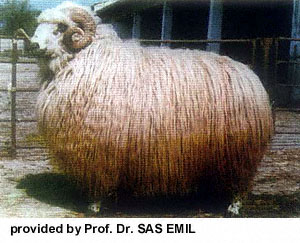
[31,2,96,56]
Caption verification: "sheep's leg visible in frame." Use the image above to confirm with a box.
[87,201,101,214]
[227,200,242,216]
[226,193,246,217]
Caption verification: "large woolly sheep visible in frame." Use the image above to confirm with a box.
[31,2,273,214]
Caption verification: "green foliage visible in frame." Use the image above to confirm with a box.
[0,0,41,36]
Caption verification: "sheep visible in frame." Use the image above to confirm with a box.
[31,1,273,215]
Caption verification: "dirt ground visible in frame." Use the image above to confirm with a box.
[0,110,299,218]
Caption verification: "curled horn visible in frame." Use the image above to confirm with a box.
[63,7,96,50]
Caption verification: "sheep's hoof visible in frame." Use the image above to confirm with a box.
[87,201,101,215]
[227,200,242,217]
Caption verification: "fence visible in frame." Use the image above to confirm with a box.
[0,36,40,158]
[274,37,300,87]
[0,35,25,53]
[0,35,299,158]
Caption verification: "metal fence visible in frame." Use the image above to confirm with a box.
[274,37,300,87]
[0,35,299,158]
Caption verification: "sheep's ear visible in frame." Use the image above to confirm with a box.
[57,23,68,33]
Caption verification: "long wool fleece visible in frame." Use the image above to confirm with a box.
[37,26,273,199]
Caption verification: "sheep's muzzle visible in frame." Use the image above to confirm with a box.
[28,42,47,57]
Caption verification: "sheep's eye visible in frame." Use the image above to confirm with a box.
[57,23,68,33]
[53,30,59,36]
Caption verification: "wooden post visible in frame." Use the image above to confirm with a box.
[261,38,273,87]
[206,0,223,53]
[161,1,173,47]
[274,38,279,85]
[132,11,141,39]
[251,39,257,69]
[290,0,300,103]
[10,38,18,158]
[290,0,300,58]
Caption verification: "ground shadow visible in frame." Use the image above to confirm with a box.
[17,173,89,213]
[16,172,230,217]
[17,173,299,217]
[98,194,230,217]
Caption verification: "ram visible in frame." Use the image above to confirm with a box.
[30,1,273,214]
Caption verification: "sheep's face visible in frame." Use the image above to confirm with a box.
[31,23,67,56]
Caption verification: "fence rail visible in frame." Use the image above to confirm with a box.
[139,38,254,43]
[0,88,40,92]
[0,58,37,64]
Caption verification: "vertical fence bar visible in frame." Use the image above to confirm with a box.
[274,38,279,85]
[161,1,173,47]
[206,0,223,53]
[251,39,257,69]
[132,11,141,39]
[10,38,18,158]
[261,38,273,87]
[289,0,300,103]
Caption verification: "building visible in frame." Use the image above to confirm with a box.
[93,0,300,107]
